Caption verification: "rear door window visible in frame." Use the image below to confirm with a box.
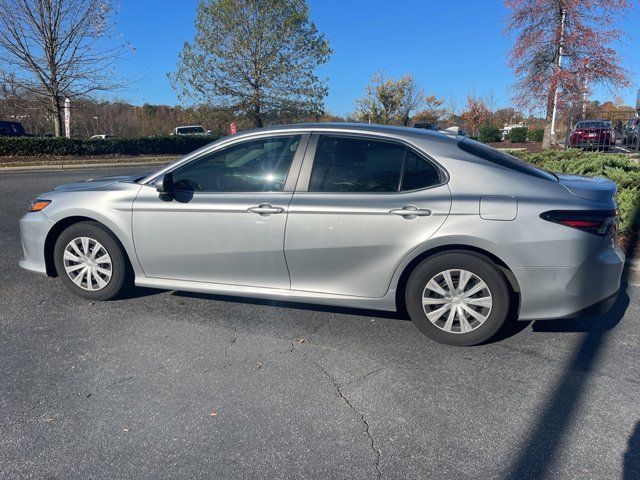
[401,149,442,191]
[309,135,442,193]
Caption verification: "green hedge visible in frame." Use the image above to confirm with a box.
[0,136,217,156]
[508,127,528,143]
[529,128,544,142]
[478,125,502,144]
[512,149,640,236]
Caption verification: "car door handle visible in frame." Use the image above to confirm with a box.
[247,204,285,216]
[389,206,432,218]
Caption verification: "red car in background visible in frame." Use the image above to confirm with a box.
[569,120,615,151]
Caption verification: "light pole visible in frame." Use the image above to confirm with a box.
[93,116,99,134]
[581,61,590,120]
[549,7,566,143]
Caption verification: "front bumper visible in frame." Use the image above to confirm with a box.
[515,241,625,320]
[18,211,54,275]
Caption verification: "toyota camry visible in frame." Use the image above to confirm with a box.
[19,124,625,345]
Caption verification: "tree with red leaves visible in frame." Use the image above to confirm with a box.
[460,95,490,138]
[505,0,632,148]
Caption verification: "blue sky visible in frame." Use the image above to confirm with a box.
[113,0,640,115]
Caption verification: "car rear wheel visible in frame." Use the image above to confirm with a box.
[53,221,131,300]
[405,252,510,346]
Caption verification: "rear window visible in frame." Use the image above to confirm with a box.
[575,121,611,129]
[458,139,557,182]
[177,126,205,134]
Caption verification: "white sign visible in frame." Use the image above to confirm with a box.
[64,98,71,138]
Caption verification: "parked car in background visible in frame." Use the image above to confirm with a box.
[500,123,527,141]
[19,123,624,346]
[414,122,439,131]
[440,126,467,137]
[569,120,614,151]
[0,120,28,137]
[171,125,213,136]
[90,134,116,140]
[622,117,639,147]
[414,123,468,137]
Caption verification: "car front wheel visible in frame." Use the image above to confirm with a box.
[405,252,510,346]
[53,221,131,300]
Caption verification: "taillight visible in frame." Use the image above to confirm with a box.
[540,210,618,235]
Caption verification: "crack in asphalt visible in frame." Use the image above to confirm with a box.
[340,367,385,389]
[99,353,203,392]
[223,326,238,367]
[291,342,383,479]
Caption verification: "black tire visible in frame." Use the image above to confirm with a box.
[405,251,510,346]
[53,221,131,300]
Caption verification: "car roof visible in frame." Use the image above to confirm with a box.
[232,122,461,146]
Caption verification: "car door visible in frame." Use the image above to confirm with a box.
[132,133,309,289]
[284,133,451,298]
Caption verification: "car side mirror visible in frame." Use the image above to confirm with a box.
[155,172,174,194]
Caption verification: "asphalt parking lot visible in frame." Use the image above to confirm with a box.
[1,168,639,480]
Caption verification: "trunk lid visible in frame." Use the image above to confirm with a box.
[557,174,617,203]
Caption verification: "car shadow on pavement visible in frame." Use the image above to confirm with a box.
[504,197,638,479]
[117,286,168,300]
[625,422,640,480]
[504,289,629,479]
[172,291,410,322]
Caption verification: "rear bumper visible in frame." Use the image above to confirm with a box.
[515,242,625,320]
[554,291,619,319]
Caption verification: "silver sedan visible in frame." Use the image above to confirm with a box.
[19,124,625,345]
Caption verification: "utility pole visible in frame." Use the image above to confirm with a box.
[581,61,589,119]
[549,6,566,142]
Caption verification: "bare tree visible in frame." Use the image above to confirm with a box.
[355,72,431,126]
[398,74,425,126]
[354,72,405,125]
[412,95,445,125]
[0,0,127,136]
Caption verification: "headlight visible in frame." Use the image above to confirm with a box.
[29,199,51,212]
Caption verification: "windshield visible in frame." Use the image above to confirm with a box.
[458,138,557,182]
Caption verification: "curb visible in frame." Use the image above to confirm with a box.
[624,259,640,287]
[0,159,173,173]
